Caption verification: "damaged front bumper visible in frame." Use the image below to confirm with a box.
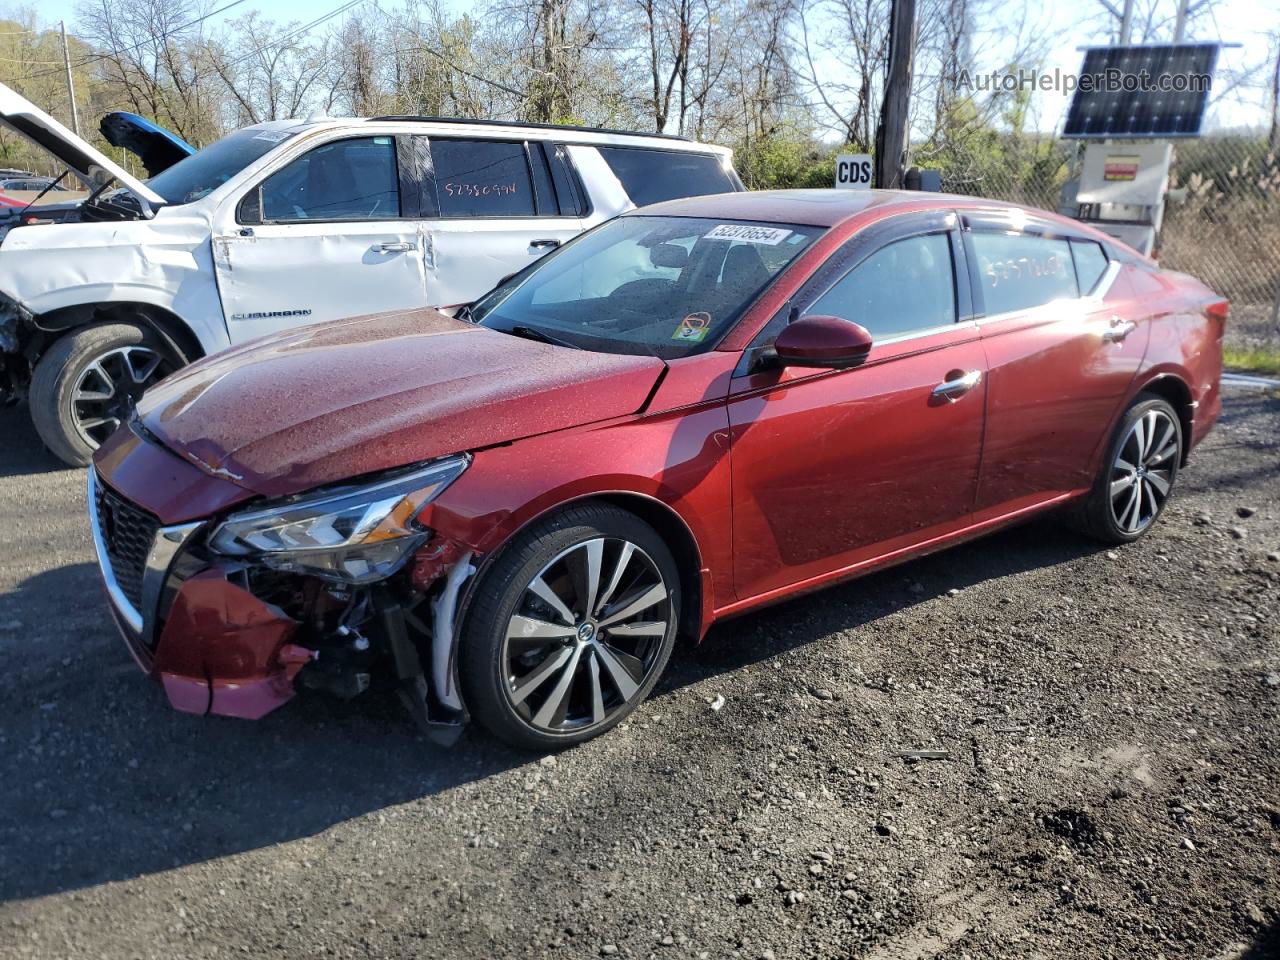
[0,289,35,404]
[88,433,482,741]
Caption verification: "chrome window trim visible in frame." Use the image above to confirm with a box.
[868,317,979,347]
[88,469,203,645]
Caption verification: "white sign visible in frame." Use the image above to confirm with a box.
[835,153,873,190]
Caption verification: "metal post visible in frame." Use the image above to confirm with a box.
[1173,0,1190,42]
[874,0,917,189]
[60,20,81,136]
[1119,0,1134,43]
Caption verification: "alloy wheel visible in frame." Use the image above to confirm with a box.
[502,537,671,734]
[71,346,168,447]
[1109,408,1178,535]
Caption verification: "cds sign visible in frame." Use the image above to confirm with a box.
[835,154,873,190]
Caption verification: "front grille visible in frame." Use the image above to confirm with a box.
[94,477,160,612]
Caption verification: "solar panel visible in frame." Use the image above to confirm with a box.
[1062,43,1219,139]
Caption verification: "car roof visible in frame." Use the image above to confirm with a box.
[257,116,732,155]
[627,188,1093,228]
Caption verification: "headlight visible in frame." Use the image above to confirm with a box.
[209,455,469,583]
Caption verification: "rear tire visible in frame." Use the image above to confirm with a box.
[1069,393,1182,544]
[29,322,181,466]
[459,503,680,751]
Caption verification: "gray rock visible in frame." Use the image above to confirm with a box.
[1236,506,1257,518]
[1229,526,1248,540]
[1263,674,1280,688]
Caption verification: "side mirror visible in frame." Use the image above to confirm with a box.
[772,315,873,369]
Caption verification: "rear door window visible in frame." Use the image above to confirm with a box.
[970,232,1079,315]
[1070,239,1109,294]
[429,139,537,218]
[596,146,736,206]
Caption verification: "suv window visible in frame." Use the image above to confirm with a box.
[809,233,956,339]
[596,147,736,206]
[430,139,537,218]
[260,136,400,221]
[1070,239,1108,294]
[971,232,1078,314]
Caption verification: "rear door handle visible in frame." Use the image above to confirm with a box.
[932,369,982,401]
[1103,317,1137,342]
[374,240,416,253]
[529,239,560,250]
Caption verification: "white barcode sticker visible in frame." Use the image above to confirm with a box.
[703,224,792,245]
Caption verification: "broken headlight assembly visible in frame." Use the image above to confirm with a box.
[209,455,470,583]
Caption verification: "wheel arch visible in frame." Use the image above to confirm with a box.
[454,489,709,647]
[1133,372,1194,466]
[37,301,206,366]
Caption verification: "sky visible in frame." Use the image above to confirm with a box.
[21,0,1280,134]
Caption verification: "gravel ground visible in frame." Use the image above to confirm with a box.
[1,387,1278,960]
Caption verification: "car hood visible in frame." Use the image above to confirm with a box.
[99,112,196,177]
[138,309,668,498]
[0,82,163,206]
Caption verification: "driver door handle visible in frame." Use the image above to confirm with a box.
[932,369,982,401]
[1103,316,1137,342]
[374,240,416,253]
[530,238,560,250]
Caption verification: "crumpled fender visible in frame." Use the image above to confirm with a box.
[153,567,312,720]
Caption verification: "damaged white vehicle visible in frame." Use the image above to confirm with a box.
[0,84,742,465]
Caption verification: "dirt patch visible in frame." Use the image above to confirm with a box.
[0,387,1278,959]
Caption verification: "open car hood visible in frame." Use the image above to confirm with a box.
[0,82,164,206]
[137,309,668,498]
[99,111,195,177]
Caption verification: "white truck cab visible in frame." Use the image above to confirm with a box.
[0,85,741,465]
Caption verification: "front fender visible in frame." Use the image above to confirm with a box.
[0,214,229,355]
[420,403,735,617]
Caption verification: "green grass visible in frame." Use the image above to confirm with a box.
[1224,346,1280,377]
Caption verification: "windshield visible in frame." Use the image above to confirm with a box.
[473,215,824,358]
[146,126,298,205]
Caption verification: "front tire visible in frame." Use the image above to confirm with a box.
[29,322,181,466]
[459,503,680,750]
[1071,393,1182,544]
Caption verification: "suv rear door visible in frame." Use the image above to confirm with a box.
[213,134,427,342]
[418,137,583,307]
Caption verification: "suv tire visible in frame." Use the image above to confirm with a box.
[30,322,181,466]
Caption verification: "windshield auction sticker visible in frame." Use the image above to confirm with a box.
[672,312,712,342]
[704,224,792,245]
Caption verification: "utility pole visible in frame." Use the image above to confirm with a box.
[60,21,81,137]
[873,0,917,189]
[1119,0,1134,43]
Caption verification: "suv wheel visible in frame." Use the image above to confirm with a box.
[460,503,680,750]
[29,322,182,466]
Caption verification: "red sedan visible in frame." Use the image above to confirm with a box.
[89,190,1226,748]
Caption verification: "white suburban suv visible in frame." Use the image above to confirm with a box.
[0,86,741,465]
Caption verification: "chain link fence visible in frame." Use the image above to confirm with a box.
[932,134,1280,352]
